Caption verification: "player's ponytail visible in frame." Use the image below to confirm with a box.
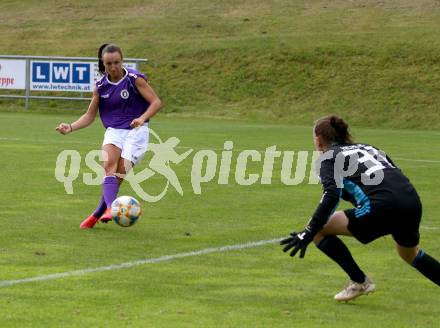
[97,43,123,74]
[329,116,352,143]
[314,115,353,146]
[98,43,109,74]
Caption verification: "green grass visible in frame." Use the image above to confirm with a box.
[0,112,439,327]
[1,0,440,127]
[1,1,439,326]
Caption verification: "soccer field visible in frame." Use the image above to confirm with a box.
[0,111,438,327]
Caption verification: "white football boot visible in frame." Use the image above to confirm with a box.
[334,277,376,302]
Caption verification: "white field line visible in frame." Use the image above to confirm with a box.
[0,137,22,141]
[1,136,440,164]
[393,157,440,164]
[0,226,438,288]
[421,226,439,230]
[0,238,282,288]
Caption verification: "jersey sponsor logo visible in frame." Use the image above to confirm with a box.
[100,94,109,98]
[120,89,129,99]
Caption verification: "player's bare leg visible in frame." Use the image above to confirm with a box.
[396,243,440,286]
[396,244,419,264]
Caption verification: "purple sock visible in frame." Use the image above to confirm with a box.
[92,196,107,218]
[103,176,119,208]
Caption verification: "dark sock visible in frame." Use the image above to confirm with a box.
[412,250,440,286]
[92,196,107,218]
[317,235,366,283]
[103,176,119,208]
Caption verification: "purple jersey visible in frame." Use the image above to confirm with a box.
[95,67,150,129]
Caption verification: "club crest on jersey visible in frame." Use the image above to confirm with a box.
[120,89,129,99]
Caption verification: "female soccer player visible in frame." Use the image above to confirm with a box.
[56,44,161,229]
[281,115,440,301]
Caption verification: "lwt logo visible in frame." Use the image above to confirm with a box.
[32,62,90,84]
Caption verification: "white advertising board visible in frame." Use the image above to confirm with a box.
[0,59,26,90]
[30,61,137,93]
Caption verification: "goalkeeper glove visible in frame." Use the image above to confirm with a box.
[280,226,316,258]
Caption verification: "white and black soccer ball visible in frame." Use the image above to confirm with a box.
[110,196,142,227]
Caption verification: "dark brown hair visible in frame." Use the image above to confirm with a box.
[314,115,353,145]
[98,43,123,74]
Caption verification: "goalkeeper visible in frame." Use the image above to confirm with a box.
[281,115,440,301]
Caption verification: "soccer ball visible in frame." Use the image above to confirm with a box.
[110,196,142,227]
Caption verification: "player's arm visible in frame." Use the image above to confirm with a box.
[307,158,341,233]
[130,78,162,128]
[56,89,99,134]
[281,157,341,258]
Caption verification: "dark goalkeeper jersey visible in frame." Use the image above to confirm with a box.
[309,143,420,232]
